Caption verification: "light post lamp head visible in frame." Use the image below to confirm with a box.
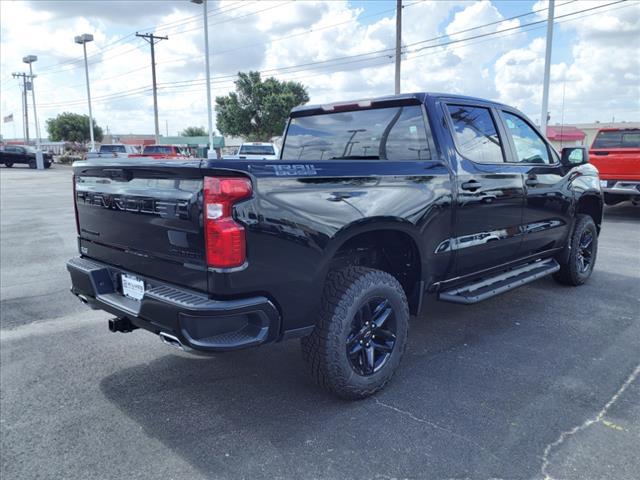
[74,33,94,44]
[190,0,204,4]
[23,55,38,64]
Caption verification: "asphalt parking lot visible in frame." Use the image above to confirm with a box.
[1,164,639,480]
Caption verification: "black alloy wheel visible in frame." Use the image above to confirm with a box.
[346,297,397,376]
[553,214,598,286]
[301,266,409,399]
[576,229,594,273]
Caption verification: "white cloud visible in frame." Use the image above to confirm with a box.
[495,0,640,123]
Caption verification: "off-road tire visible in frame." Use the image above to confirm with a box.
[554,214,598,286]
[301,267,409,399]
[4,162,13,168]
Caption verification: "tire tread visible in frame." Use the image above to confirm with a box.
[301,266,409,399]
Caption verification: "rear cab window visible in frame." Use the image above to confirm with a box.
[144,146,174,155]
[446,104,504,163]
[282,105,432,161]
[239,145,276,156]
[592,130,640,149]
[100,145,126,153]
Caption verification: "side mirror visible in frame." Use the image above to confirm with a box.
[561,146,589,166]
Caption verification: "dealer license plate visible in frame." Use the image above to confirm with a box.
[121,274,145,301]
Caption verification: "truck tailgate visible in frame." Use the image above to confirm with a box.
[74,159,208,292]
[589,147,640,181]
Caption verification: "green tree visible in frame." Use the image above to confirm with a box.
[46,112,103,143]
[180,126,207,137]
[215,71,309,141]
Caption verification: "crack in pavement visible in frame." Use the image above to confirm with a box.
[375,399,502,464]
[540,363,640,480]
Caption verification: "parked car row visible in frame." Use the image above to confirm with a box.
[85,144,140,160]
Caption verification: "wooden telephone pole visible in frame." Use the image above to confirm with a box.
[136,32,168,143]
[12,72,33,143]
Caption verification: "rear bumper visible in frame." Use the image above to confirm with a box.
[601,180,640,196]
[67,256,280,353]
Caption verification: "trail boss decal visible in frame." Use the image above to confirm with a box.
[266,164,318,176]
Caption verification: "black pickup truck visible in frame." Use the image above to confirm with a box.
[67,93,603,399]
[0,145,53,168]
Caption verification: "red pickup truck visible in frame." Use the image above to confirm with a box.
[589,128,640,205]
[130,145,190,159]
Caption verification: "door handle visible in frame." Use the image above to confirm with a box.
[525,177,539,187]
[460,180,481,191]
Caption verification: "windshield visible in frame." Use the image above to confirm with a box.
[282,105,431,161]
[100,145,126,153]
[592,130,640,149]
[239,145,275,155]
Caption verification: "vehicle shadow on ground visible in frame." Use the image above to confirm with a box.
[603,203,639,222]
[99,268,639,480]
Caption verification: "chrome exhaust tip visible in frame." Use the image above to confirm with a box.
[159,332,185,351]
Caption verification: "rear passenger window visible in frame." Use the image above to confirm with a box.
[502,112,551,164]
[447,105,504,163]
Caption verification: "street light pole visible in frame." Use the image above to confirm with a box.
[540,0,555,135]
[191,0,216,159]
[75,34,96,152]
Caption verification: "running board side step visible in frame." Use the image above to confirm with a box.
[438,259,560,305]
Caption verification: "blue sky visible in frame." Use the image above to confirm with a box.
[1,1,638,138]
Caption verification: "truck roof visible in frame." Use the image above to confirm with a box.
[595,127,640,132]
[291,92,512,117]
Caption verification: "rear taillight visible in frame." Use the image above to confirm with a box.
[73,174,80,235]
[203,177,252,268]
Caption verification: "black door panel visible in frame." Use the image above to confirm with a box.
[443,102,525,276]
[497,110,572,256]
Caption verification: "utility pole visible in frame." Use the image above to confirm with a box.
[12,72,30,143]
[394,0,402,95]
[540,0,554,135]
[23,56,40,149]
[137,32,168,144]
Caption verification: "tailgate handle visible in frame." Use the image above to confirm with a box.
[103,169,131,181]
[525,177,539,187]
[461,180,481,191]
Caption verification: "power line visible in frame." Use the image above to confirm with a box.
[26,0,575,85]
[28,1,262,76]
[406,0,625,54]
[31,0,631,111]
